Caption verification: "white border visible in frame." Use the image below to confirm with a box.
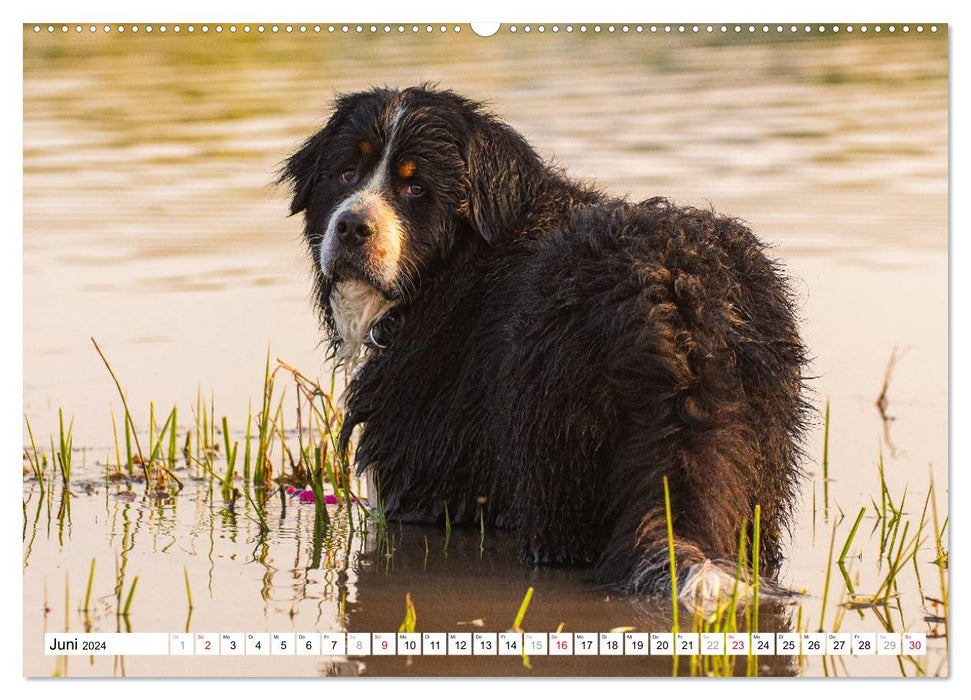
[5,0,961,697]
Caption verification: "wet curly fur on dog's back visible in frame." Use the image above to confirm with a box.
[281,86,809,602]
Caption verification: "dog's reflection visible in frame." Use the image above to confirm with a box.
[319,523,797,677]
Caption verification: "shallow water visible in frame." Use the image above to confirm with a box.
[23,27,948,677]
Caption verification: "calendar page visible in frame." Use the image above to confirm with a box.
[21,20,948,680]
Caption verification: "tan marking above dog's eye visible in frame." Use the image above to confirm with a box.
[398,161,416,178]
[360,141,372,156]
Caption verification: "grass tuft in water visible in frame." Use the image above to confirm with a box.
[512,586,534,670]
[398,593,417,633]
[822,397,830,516]
[309,443,331,529]
[512,586,534,632]
[819,519,838,630]
[748,504,761,677]
[56,408,74,486]
[91,337,184,492]
[928,472,948,650]
[254,349,275,488]
[23,415,44,494]
[838,507,867,564]
[82,558,95,613]
[184,566,193,610]
[92,337,148,484]
[121,576,138,617]
[662,476,679,634]
[220,416,238,503]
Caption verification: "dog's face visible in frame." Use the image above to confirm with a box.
[281,86,543,357]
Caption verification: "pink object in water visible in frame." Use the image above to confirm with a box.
[286,487,366,506]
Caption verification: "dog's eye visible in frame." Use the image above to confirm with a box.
[339,167,357,184]
[405,183,425,197]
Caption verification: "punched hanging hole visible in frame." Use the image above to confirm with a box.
[470,23,501,37]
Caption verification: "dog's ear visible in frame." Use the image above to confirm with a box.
[280,100,355,216]
[463,118,544,244]
[279,127,329,216]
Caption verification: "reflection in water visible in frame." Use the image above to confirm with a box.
[337,524,797,677]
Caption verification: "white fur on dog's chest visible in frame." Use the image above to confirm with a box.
[330,279,397,362]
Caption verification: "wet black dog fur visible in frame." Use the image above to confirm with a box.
[281,86,808,598]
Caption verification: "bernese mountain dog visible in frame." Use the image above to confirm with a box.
[281,86,808,605]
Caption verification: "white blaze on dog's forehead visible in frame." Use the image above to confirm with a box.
[318,105,406,287]
[364,105,406,191]
[330,279,397,363]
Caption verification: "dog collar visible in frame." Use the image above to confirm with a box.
[367,313,396,350]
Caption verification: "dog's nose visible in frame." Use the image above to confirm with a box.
[335,211,374,245]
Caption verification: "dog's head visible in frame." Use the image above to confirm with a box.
[280,86,544,358]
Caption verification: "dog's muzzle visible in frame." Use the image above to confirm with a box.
[320,191,404,288]
[334,210,375,247]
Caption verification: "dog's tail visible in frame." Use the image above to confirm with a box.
[677,558,798,611]
[609,539,798,612]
